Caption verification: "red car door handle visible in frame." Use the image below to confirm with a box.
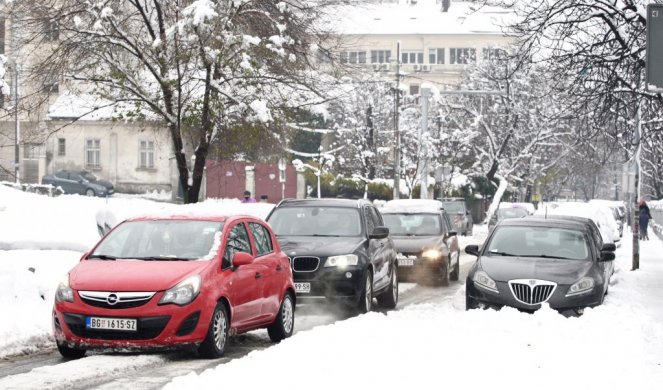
[276,265,283,271]
[255,272,262,279]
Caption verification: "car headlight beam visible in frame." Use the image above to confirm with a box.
[473,270,499,293]
[566,277,595,297]
[325,254,359,268]
[422,249,443,260]
[159,275,202,306]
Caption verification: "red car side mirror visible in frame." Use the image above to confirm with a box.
[232,252,254,267]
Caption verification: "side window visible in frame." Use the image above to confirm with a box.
[439,213,449,234]
[369,207,383,227]
[443,213,453,232]
[223,223,252,268]
[249,222,273,256]
[364,207,376,235]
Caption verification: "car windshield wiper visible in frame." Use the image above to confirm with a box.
[487,250,517,257]
[310,234,341,237]
[87,254,118,260]
[536,254,571,260]
[131,256,192,261]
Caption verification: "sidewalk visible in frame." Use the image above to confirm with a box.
[614,227,663,325]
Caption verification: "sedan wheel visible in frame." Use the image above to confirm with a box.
[198,303,229,359]
[85,188,95,197]
[268,292,295,342]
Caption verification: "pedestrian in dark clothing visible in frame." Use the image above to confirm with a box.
[639,199,652,240]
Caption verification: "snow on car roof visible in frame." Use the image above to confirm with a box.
[380,199,443,214]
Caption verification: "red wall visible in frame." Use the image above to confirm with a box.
[206,160,297,202]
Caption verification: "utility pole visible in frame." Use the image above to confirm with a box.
[632,88,641,271]
[393,41,401,200]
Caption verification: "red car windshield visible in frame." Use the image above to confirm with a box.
[90,220,224,261]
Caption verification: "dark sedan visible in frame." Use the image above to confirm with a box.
[381,199,460,286]
[465,217,616,316]
[42,170,114,197]
[266,198,398,314]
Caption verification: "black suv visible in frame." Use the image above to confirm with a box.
[266,198,398,314]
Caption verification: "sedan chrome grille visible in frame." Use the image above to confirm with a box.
[292,256,320,272]
[79,291,156,309]
[508,280,556,305]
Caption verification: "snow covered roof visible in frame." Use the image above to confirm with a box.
[47,91,117,121]
[331,0,514,36]
[381,199,444,214]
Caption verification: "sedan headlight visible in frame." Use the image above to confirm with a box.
[325,254,359,268]
[159,275,201,305]
[422,249,442,260]
[55,276,74,303]
[566,277,595,297]
[473,270,499,293]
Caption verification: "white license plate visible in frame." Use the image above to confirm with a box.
[86,316,137,332]
[294,282,311,293]
[398,259,414,266]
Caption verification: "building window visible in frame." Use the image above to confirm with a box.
[409,84,420,95]
[370,50,391,64]
[43,81,59,94]
[23,144,39,159]
[85,139,101,168]
[43,19,59,41]
[57,138,66,156]
[401,51,424,64]
[0,18,5,55]
[139,140,155,169]
[428,48,445,64]
[340,50,367,64]
[483,47,506,61]
[450,48,476,64]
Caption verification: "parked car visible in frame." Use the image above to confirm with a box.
[534,202,620,244]
[440,198,473,236]
[53,215,295,359]
[380,199,460,286]
[465,217,616,316]
[488,204,530,233]
[266,198,398,314]
[42,170,115,197]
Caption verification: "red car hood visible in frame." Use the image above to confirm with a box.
[69,259,211,291]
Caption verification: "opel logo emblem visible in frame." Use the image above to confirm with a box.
[107,293,119,305]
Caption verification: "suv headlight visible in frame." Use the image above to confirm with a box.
[473,270,498,293]
[159,275,201,305]
[566,277,594,297]
[325,254,359,268]
[55,276,74,303]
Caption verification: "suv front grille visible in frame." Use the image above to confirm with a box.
[292,256,320,272]
[508,280,556,305]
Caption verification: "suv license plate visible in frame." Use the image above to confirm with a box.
[86,317,137,332]
[295,283,311,293]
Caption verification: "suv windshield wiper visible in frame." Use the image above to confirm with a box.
[87,254,118,260]
[131,256,192,261]
[487,250,517,257]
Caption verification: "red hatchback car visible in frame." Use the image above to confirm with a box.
[53,215,295,359]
